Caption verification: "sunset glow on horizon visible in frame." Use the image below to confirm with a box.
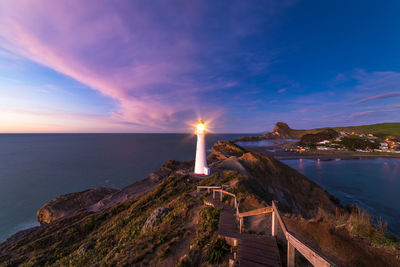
[1,0,400,133]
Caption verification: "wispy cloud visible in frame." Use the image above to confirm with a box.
[356,92,400,104]
[0,0,293,132]
[299,107,311,113]
[278,88,286,93]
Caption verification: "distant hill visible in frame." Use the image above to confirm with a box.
[329,123,400,138]
[234,122,400,142]
[281,122,400,139]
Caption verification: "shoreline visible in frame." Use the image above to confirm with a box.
[243,145,400,161]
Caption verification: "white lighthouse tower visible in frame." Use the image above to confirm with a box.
[194,120,210,175]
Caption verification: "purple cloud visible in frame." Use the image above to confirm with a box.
[0,0,293,131]
[356,92,400,104]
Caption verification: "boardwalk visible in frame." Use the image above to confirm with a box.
[205,196,282,267]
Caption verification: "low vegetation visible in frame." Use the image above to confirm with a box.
[177,206,229,266]
[336,206,400,249]
[339,136,380,150]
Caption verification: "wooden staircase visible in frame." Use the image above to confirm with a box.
[204,196,281,267]
[198,186,336,267]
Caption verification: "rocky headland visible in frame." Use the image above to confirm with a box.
[0,141,399,266]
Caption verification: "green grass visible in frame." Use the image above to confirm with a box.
[205,237,230,263]
[331,123,400,138]
[177,206,227,266]
[288,123,400,138]
[18,174,199,267]
[336,206,400,249]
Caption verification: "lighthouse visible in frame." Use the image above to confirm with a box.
[194,120,210,175]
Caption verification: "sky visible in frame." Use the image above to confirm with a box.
[0,0,399,133]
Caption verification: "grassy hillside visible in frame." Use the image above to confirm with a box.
[291,123,400,138]
[331,123,400,137]
[268,122,400,140]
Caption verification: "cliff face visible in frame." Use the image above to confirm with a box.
[261,122,325,139]
[266,122,294,138]
[235,122,309,141]
[0,141,397,266]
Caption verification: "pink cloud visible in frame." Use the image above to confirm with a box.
[299,107,311,113]
[0,0,297,132]
[0,0,212,129]
[356,92,400,104]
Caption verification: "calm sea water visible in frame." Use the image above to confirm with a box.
[2,135,399,242]
[283,158,400,235]
[0,133,251,242]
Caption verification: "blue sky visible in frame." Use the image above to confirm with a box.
[0,0,399,133]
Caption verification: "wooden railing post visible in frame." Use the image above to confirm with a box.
[213,190,215,199]
[272,211,277,237]
[207,188,210,193]
[220,190,223,201]
[287,241,295,267]
[240,218,243,233]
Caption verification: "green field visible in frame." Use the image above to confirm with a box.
[330,123,400,137]
[288,123,400,138]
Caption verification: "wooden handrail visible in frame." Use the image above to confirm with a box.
[272,201,335,267]
[238,207,273,218]
[212,189,239,216]
[272,201,288,235]
[208,186,335,267]
[286,233,334,267]
[197,186,222,193]
[214,189,236,198]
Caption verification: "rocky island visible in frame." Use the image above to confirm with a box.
[1,141,399,266]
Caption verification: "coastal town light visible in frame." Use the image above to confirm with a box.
[194,120,210,175]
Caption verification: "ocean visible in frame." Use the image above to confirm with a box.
[1,134,399,242]
[283,158,400,235]
[0,133,250,242]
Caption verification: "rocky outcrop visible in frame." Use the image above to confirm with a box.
[209,140,246,160]
[261,122,306,139]
[234,122,341,142]
[141,207,171,232]
[88,160,183,213]
[234,122,301,142]
[36,160,182,226]
[37,187,117,225]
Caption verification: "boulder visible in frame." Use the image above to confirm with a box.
[141,207,171,232]
[37,187,117,225]
[78,241,96,255]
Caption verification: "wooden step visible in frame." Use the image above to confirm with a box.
[203,196,281,267]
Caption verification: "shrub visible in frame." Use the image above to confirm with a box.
[206,238,229,263]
